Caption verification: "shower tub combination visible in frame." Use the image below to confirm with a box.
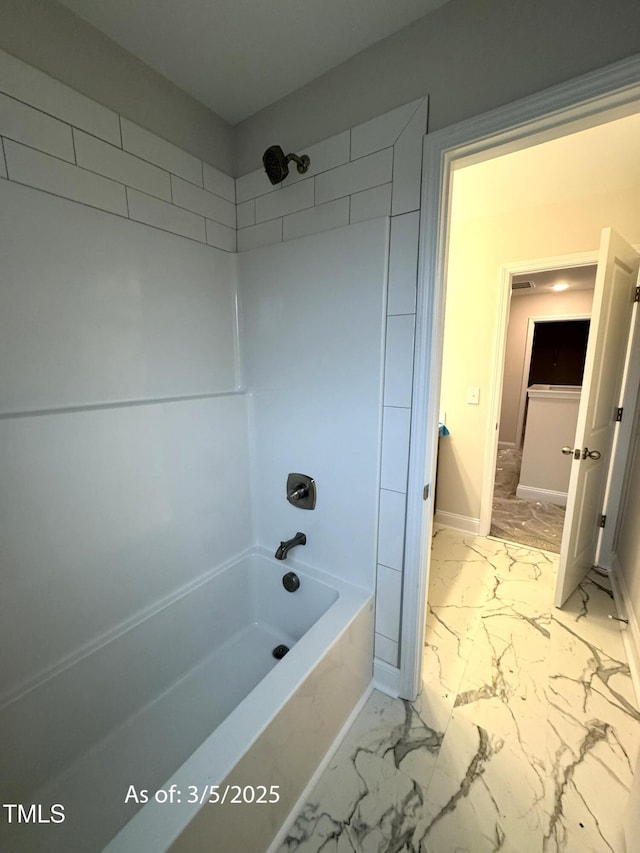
[2,551,373,853]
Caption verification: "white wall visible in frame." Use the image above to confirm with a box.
[0,181,238,411]
[500,288,594,445]
[239,219,388,592]
[0,191,252,678]
[0,178,252,696]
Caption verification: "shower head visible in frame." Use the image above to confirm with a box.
[262,145,310,185]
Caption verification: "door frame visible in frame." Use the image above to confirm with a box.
[478,255,597,538]
[400,53,640,701]
[598,273,640,566]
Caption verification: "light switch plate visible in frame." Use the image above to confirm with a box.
[467,387,480,405]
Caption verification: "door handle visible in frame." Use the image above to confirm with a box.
[562,446,581,459]
[582,447,601,460]
[561,446,601,460]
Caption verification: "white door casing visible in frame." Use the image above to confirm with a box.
[599,268,640,566]
[554,227,640,607]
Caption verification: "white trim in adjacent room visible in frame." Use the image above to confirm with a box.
[515,485,567,506]
[433,510,481,535]
[610,558,640,708]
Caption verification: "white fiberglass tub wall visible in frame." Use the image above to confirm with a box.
[238,217,389,591]
[0,178,250,849]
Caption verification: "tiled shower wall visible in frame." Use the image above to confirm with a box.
[0,43,426,671]
[0,48,237,251]
[235,99,428,669]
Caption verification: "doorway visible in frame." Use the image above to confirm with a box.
[488,266,596,553]
[399,56,640,701]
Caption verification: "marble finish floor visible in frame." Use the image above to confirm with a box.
[490,447,566,553]
[277,527,640,853]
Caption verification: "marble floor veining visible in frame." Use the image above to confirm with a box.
[277,527,640,853]
[490,447,566,553]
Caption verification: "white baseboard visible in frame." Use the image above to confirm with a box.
[610,556,640,708]
[498,441,516,449]
[433,510,481,535]
[515,484,567,506]
[265,680,374,853]
[373,659,401,698]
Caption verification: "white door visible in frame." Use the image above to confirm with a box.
[555,228,640,607]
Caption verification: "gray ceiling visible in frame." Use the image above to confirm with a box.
[56,0,450,124]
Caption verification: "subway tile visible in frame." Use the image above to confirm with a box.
[392,97,428,216]
[237,218,282,252]
[0,140,6,178]
[375,564,402,641]
[381,406,412,493]
[235,167,280,203]
[0,92,74,162]
[315,148,393,205]
[206,218,237,252]
[351,99,422,160]
[74,130,171,201]
[121,119,202,186]
[350,182,392,224]
[203,162,235,203]
[4,139,127,215]
[383,314,415,408]
[255,177,314,223]
[0,48,120,145]
[171,175,235,227]
[388,211,420,315]
[375,632,399,667]
[285,131,350,185]
[378,489,406,571]
[126,188,206,242]
[236,199,255,229]
[283,197,349,241]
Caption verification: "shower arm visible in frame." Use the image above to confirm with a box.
[286,152,310,174]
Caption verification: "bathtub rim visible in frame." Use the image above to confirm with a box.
[104,550,372,851]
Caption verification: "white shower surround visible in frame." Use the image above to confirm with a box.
[235,97,429,678]
[0,46,427,678]
[0,47,400,853]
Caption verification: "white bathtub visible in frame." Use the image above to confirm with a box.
[2,551,373,852]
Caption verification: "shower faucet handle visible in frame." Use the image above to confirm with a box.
[286,473,316,510]
[288,484,308,501]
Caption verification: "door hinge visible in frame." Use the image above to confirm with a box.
[635,285,640,303]
[616,407,624,422]
[599,514,607,528]
[423,484,429,501]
